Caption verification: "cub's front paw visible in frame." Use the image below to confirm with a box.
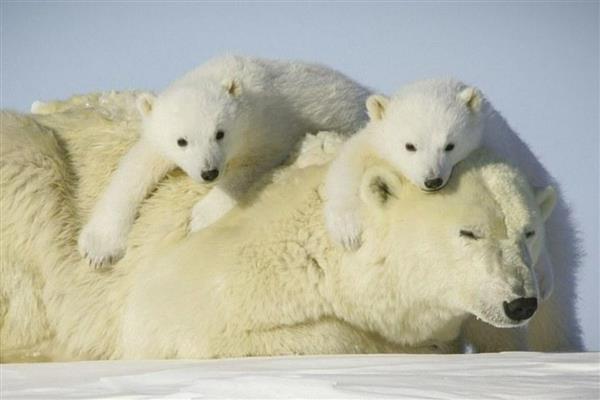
[78,223,126,269]
[325,208,363,251]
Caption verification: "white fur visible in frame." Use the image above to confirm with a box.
[325,78,583,351]
[79,140,173,267]
[78,55,371,267]
[0,107,553,360]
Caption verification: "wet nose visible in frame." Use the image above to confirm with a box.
[503,297,538,321]
[201,169,219,182]
[424,178,444,190]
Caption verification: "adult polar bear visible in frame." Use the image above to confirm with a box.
[2,95,552,360]
[121,152,552,359]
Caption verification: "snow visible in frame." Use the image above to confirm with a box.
[1,352,598,399]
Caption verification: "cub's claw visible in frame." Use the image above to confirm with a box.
[78,224,126,269]
[339,232,362,251]
[189,208,211,233]
[190,201,225,233]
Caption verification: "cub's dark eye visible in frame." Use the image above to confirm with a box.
[405,143,417,152]
[445,143,455,152]
[177,138,188,147]
[215,130,225,141]
[525,230,536,238]
[460,230,479,240]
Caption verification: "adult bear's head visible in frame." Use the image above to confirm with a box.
[338,149,555,346]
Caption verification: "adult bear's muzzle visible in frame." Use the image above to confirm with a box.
[503,297,538,321]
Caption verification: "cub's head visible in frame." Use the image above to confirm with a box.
[358,151,556,336]
[367,79,486,192]
[137,79,246,184]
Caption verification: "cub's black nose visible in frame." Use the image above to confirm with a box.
[424,178,443,190]
[503,297,538,321]
[201,169,219,182]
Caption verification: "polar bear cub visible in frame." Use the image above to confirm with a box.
[325,79,485,250]
[79,55,371,268]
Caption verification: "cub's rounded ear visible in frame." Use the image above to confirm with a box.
[136,93,157,117]
[458,86,483,112]
[535,185,557,222]
[366,94,389,121]
[222,78,242,97]
[360,166,402,208]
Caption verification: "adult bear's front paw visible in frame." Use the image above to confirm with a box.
[78,222,126,269]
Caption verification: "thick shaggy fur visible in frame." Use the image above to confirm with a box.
[73,55,371,268]
[1,94,558,361]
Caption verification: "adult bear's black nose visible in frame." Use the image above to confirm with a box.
[503,297,538,321]
[201,169,219,182]
[424,177,443,190]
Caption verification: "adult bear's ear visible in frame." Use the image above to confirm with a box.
[458,86,483,112]
[137,93,156,117]
[535,186,557,222]
[360,166,402,208]
[222,78,242,97]
[366,94,389,121]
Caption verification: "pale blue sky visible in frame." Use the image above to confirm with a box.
[2,1,598,350]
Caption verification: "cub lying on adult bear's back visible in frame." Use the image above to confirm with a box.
[75,55,371,268]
